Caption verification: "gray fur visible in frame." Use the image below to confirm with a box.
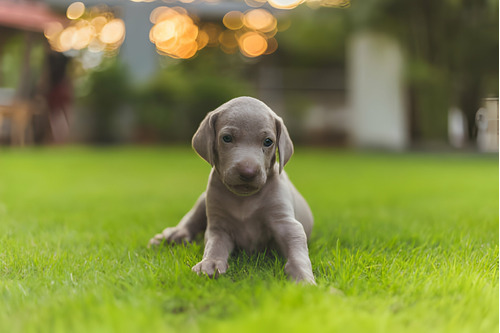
[149,97,315,284]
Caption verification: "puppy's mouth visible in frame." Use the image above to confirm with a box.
[225,183,261,196]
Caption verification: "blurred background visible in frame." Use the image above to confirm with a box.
[0,0,497,151]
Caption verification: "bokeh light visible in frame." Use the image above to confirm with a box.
[91,16,108,32]
[54,1,351,60]
[149,7,200,59]
[46,3,126,54]
[244,0,268,7]
[264,37,278,54]
[219,30,239,54]
[239,32,268,57]
[44,22,64,41]
[99,19,126,44]
[88,38,106,53]
[243,9,277,33]
[267,0,303,9]
[222,11,244,31]
[58,27,77,52]
[66,2,85,20]
[196,30,209,49]
[149,6,282,59]
[72,22,95,50]
[201,23,222,47]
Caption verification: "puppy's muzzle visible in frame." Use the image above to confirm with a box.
[238,165,260,182]
[224,162,264,196]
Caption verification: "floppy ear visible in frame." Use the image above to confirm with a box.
[275,115,294,173]
[192,110,219,166]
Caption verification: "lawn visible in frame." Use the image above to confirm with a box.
[0,147,498,333]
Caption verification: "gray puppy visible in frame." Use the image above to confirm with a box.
[149,97,315,284]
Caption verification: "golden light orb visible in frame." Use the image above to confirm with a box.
[58,27,77,52]
[99,19,126,44]
[267,0,303,10]
[66,2,85,20]
[73,25,95,50]
[44,22,64,40]
[223,11,244,30]
[239,32,268,57]
[243,9,276,32]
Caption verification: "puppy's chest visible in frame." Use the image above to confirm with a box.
[219,200,272,252]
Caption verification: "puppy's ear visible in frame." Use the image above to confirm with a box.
[275,115,294,173]
[192,110,219,166]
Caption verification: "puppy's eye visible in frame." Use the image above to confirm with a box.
[222,135,233,143]
[263,138,273,147]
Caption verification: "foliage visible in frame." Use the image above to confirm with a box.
[276,7,349,67]
[0,32,46,97]
[0,147,497,333]
[134,51,252,142]
[74,0,498,144]
[77,51,252,143]
[276,0,498,141]
[348,0,499,139]
[80,60,131,143]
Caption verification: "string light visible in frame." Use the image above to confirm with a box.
[49,1,349,59]
[46,2,125,53]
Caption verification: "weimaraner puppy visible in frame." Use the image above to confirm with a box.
[149,96,315,284]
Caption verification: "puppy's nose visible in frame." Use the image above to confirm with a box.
[238,165,259,182]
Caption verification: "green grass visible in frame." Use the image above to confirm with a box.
[0,147,498,333]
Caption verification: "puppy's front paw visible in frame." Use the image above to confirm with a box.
[285,261,316,285]
[148,226,192,248]
[192,259,228,278]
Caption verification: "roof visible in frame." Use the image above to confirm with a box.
[0,0,66,32]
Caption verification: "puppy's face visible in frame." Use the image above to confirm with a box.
[192,97,294,196]
[214,108,277,196]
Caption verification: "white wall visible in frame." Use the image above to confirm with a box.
[348,32,408,150]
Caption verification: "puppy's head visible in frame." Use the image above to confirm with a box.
[192,96,293,196]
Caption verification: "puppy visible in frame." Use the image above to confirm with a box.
[150,97,315,284]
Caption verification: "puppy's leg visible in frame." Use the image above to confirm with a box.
[271,219,316,284]
[149,192,207,247]
[192,226,234,278]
